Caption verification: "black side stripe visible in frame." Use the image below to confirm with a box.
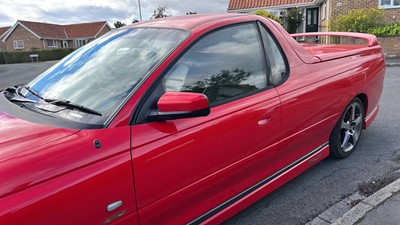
[188,142,329,225]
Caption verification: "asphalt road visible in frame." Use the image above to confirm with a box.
[225,67,400,225]
[0,61,58,90]
[0,62,399,225]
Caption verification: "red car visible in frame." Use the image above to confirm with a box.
[0,14,385,224]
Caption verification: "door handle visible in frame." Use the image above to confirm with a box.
[258,108,275,126]
[258,117,272,125]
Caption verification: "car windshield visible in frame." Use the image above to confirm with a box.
[24,28,188,124]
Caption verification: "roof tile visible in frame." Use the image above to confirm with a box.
[228,0,315,10]
[17,20,109,39]
[64,21,107,38]
[19,20,67,39]
[0,26,12,37]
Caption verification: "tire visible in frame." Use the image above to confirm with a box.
[330,97,364,158]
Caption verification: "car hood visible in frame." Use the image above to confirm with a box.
[0,111,79,157]
[0,111,80,198]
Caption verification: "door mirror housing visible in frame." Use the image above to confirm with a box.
[149,92,210,121]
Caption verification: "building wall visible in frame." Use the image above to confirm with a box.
[4,25,43,51]
[0,41,6,51]
[320,1,328,32]
[96,25,111,38]
[377,36,400,57]
[329,0,400,24]
[383,8,400,23]
[67,40,75,48]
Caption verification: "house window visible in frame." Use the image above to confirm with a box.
[74,39,89,48]
[13,40,24,49]
[47,40,57,47]
[61,41,68,48]
[380,0,400,8]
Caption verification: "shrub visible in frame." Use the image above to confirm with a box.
[0,52,5,64]
[368,22,400,36]
[330,8,384,33]
[3,48,76,64]
[253,9,282,24]
[287,8,304,34]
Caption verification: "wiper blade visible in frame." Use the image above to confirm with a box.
[23,85,44,100]
[45,99,102,116]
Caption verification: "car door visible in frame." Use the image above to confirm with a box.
[130,23,283,224]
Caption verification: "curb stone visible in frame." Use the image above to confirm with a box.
[307,169,400,225]
[332,178,400,225]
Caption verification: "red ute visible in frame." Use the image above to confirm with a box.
[0,14,385,224]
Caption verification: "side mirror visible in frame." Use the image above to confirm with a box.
[149,92,210,121]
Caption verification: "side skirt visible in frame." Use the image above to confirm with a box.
[188,142,330,225]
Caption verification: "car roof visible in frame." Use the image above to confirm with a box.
[126,13,255,30]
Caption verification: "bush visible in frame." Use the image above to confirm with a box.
[287,8,304,34]
[330,8,384,33]
[368,22,400,36]
[253,9,282,24]
[3,48,76,64]
[0,52,5,64]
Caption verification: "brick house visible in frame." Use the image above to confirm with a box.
[228,0,400,33]
[0,26,11,51]
[1,20,111,51]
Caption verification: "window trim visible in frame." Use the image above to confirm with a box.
[74,39,89,48]
[132,21,276,125]
[47,40,57,48]
[322,2,327,20]
[379,0,400,8]
[13,40,24,49]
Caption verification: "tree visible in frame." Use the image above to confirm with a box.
[184,69,251,93]
[132,19,139,23]
[114,21,126,28]
[152,6,170,19]
[253,9,282,24]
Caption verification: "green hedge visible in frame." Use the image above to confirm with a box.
[368,22,400,36]
[0,52,5,64]
[2,48,76,64]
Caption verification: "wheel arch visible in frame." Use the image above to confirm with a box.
[355,93,368,128]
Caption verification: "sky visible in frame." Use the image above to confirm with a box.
[0,0,230,27]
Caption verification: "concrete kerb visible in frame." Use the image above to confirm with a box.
[385,57,400,67]
[307,171,400,225]
[332,178,400,225]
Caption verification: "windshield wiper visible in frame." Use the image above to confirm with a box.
[45,99,102,116]
[23,85,45,100]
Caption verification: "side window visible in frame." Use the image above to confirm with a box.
[163,23,267,105]
[259,25,288,85]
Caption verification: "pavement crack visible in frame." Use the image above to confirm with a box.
[320,167,351,181]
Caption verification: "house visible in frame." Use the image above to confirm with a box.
[0,26,11,51]
[1,20,111,51]
[227,0,400,33]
